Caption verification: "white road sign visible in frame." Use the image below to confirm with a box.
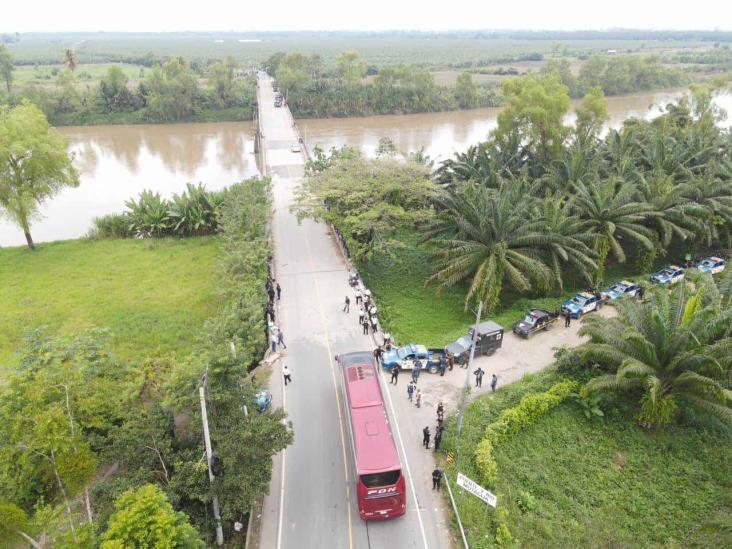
[456,472,497,507]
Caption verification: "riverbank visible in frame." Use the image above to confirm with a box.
[0,236,220,367]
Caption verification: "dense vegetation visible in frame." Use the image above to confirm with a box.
[0,237,219,367]
[440,366,732,548]
[0,178,292,547]
[0,46,256,125]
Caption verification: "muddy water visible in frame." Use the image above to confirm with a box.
[0,121,259,247]
[2,90,730,247]
[299,89,732,161]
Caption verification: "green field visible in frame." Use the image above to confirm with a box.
[0,237,220,368]
[11,62,145,88]
[442,369,732,548]
[5,31,716,69]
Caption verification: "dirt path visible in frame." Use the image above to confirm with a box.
[387,307,616,415]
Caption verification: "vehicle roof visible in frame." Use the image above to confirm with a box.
[404,343,428,354]
[474,321,504,334]
[341,355,401,474]
[529,309,548,317]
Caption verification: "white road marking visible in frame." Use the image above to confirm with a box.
[276,364,287,549]
[377,367,429,548]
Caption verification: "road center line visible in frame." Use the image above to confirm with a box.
[276,363,287,549]
[303,224,354,549]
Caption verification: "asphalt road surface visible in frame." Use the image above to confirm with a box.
[257,75,452,549]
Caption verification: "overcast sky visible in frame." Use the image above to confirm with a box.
[4,0,730,32]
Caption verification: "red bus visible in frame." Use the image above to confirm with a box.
[337,351,406,520]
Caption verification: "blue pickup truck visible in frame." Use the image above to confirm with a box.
[380,344,443,374]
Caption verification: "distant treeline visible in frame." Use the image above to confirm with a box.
[540,54,687,98]
[0,56,256,125]
[269,51,500,117]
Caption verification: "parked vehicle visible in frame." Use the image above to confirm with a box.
[467,321,504,356]
[561,291,603,319]
[255,390,272,413]
[601,280,641,301]
[696,256,726,275]
[290,143,301,153]
[512,309,558,338]
[444,335,473,365]
[380,344,442,374]
[650,265,685,285]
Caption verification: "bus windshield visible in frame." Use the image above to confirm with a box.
[360,470,401,487]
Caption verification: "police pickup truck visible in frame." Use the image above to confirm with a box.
[380,344,442,374]
[512,309,558,338]
[561,291,603,319]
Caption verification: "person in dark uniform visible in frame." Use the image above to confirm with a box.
[390,364,399,385]
[422,426,431,449]
[564,311,571,328]
[343,296,350,313]
[436,402,444,422]
[276,283,281,300]
[362,318,370,335]
[432,468,443,490]
[434,429,442,451]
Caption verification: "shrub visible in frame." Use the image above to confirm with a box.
[90,213,132,239]
[475,380,577,484]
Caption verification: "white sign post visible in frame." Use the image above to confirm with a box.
[457,472,497,508]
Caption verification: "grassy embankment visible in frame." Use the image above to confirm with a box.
[360,229,669,347]
[440,369,732,547]
[0,237,220,368]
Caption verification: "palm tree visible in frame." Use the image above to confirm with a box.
[538,195,597,290]
[423,182,558,311]
[571,178,658,282]
[63,48,78,72]
[580,277,732,428]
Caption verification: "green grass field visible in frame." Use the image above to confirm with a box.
[359,229,667,348]
[442,369,732,548]
[0,237,220,368]
[11,62,145,89]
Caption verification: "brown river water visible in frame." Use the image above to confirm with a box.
[2,89,731,247]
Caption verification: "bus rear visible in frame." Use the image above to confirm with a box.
[358,469,406,520]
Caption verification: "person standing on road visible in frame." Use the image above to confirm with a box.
[434,429,442,451]
[447,353,454,371]
[422,426,431,449]
[413,359,422,383]
[270,332,278,353]
[436,402,444,422]
[362,318,370,335]
[432,468,443,490]
[277,329,287,350]
[282,364,292,386]
[355,288,362,305]
[390,364,399,385]
[439,356,446,377]
[415,389,422,408]
[564,311,571,328]
[358,307,365,325]
[343,296,350,313]
[276,283,281,300]
[491,373,498,393]
[474,367,485,388]
[407,381,415,401]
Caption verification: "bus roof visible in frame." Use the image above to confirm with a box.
[340,352,401,475]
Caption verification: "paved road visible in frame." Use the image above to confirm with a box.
[257,75,452,549]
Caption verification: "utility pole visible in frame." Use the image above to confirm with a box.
[199,385,224,546]
[457,300,483,438]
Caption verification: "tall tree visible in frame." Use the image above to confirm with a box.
[454,71,478,109]
[574,87,608,145]
[0,44,13,95]
[581,276,732,428]
[63,48,78,72]
[0,101,79,249]
[494,73,571,166]
[336,50,366,87]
